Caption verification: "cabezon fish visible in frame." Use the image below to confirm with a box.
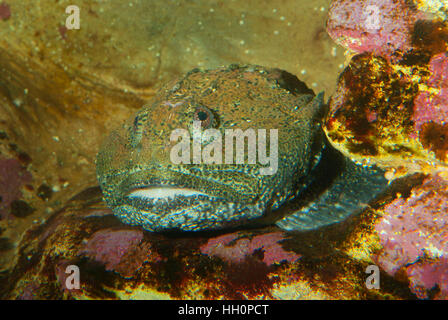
[96,65,388,232]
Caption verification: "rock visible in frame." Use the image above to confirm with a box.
[374,174,448,298]
[406,258,448,300]
[0,3,10,20]
[0,157,32,219]
[200,232,301,266]
[327,0,425,57]
[78,229,160,278]
[413,53,448,162]
[325,0,448,175]
[325,51,448,176]
[0,186,416,299]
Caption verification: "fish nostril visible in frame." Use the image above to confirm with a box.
[129,112,149,147]
[133,116,139,131]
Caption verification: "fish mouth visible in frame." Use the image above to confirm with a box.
[113,166,262,205]
[111,183,267,232]
[125,185,215,209]
[127,185,209,201]
[102,167,269,232]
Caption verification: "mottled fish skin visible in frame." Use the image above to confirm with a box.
[96,65,388,232]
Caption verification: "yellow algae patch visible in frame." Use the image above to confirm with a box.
[114,284,172,300]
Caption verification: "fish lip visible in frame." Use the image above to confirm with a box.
[113,166,260,204]
[126,185,211,201]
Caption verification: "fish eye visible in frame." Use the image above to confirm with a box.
[194,106,215,128]
[197,110,208,121]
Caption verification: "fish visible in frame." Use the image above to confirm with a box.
[96,65,388,232]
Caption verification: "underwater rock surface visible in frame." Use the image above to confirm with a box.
[1,186,419,300]
[327,0,425,57]
[0,157,32,219]
[374,175,448,299]
[325,0,448,175]
[325,0,448,299]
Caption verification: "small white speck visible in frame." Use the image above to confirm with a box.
[320,6,326,12]
[239,20,244,25]
[13,98,23,107]
[24,88,28,95]
[186,47,191,52]
[240,40,245,45]
[209,8,214,13]
[300,69,307,75]
[244,49,250,54]
[280,16,285,21]
[274,30,279,35]
[287,22,292,26]
[312,82,317,87]
[155,52,160,57]
[339,64,344,69]
[272,8,277,13]
[331,47,337,57]
[52,136,60,142]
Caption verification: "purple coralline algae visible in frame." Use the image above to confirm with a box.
[326,0,448,167]
[413,53,448,161]
[0,157,32,219]
[327,0,424,57]
[406,257,448,299]
[78,228,156,278]
[413,53,448,133]
[0,3,11,20]
[200,232,301,266]
[17,283,40,300]
[374,175,448,299]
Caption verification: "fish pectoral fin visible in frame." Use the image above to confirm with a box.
[276,156,389,232]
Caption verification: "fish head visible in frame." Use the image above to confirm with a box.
[96,65,326,232]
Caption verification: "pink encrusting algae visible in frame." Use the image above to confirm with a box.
[200,231,301,266]
[413,53,448,134]
[78,229,160,278]
[0,157,32,219]
[327,0,424,57]
[374,175,448,298]
[0,2,11,20]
